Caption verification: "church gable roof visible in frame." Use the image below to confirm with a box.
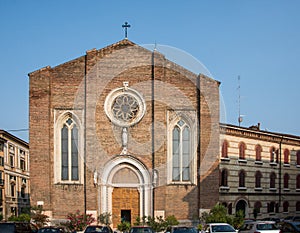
[28,39,219,87]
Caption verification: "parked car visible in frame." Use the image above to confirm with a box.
[261,218,281,223]
[279,221,300,233]
[84,225,113,233]
[238,221,280,233]
[0,222,38,233]
[130,226,155,233]
[165,226,198,233]
[283,217,300,222]
[204,223,236,233]
[38,226,71,233]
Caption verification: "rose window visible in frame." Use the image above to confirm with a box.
[104,85,146,127]
[112,94,139,121]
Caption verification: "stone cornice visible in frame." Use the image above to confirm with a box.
[220,123,300,146]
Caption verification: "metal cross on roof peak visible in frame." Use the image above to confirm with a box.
[122,22,131,39]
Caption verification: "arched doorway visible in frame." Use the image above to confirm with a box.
[235,199,247,217]
[100,156,152,228]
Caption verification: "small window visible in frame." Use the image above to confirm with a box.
[255,145,262,161]
[20,158,26,170]
[296,174,300,189]
[222,140,229,158]
[220,169,228,187]
[297,151,300,166]
[283,201,289,213]
[21,187,26,198]
[284,149,290,164]
[284,173,289,189]
[10,154,14,167]
[239,142,246,160]
[0,142,3,152]
[296,201,300,211]
[270,172,276,188]
[0,157,4,166]
[268,201,275,213]
[239,170,246,187]
[255,171,262,188]
[254,201,262,214]
[270,147,278,163]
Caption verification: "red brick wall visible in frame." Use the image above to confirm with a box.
[29,40,220,221]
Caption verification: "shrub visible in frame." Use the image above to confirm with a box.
[201,203,244,229]
[98,212,112,225]
[30,206,50,228]
[8,213,31,222]
[117,221,131,232]
[66,210,95,231]
[133,215,179,232]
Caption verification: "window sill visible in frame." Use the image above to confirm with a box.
[296,165,300,168]
[255,161,263,165]
[221,157,230,162]
[219,186,230,191]
[283,188,290,192]
[169,181,194,186]
[255,187,263,191]
[55,182,82,185]
[283,163,290,167]
[238,187,247,191]
[296,189,300,192]
[269,188,277,192]
[269,162,278,166]
[238,159,247,163]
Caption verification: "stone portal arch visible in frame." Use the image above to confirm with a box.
[100,156,152,226]
[235,199,248,218]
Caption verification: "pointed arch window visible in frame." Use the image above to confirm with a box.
[61,117,79,181]
[172,120,191,182]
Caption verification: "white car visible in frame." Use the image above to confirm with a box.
[205,223,236,233]
[238,221,280,233]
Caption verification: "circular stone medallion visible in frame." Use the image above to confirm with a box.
[104,87,146,127]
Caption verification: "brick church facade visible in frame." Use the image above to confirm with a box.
[28,39,220,226]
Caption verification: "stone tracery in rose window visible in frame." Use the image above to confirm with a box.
[112,94,139,122]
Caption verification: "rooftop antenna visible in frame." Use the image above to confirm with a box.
[238,75,243,126]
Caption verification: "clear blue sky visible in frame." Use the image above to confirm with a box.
[1,0,300,142]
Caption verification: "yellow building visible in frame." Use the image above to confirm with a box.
[0,130,30,220]
[220,123,300,219]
